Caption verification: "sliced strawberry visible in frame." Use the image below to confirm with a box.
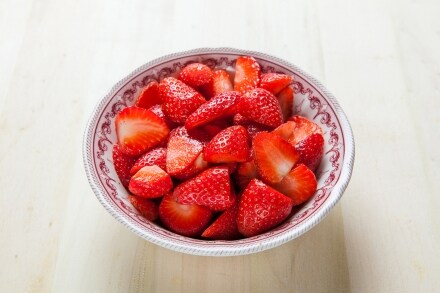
[233,114,272,139]
[202,193,241,240]
[135,81,162,109]
[295,133,324,172]
[159,77,206,124]
[236,159,257,189]
[115,106,169,156]
[203,125,250,163]
[178,63,213,88]
[148,104,176,129]
[277,86,294,121]
[166,127,206,177]
[253,132,299,184]
[237,179,293,237]
[259,73,293,95]
[130,147,167,176]
[278,115,323,145]
[272,164,317,206]
[129,165,173,198]
[159,193,213,237]
[202,69,233,99]
[112,144,137,188]
[234,56,261,92]
[174,166,235,211]
[128,194,159,221]
[237,88,283,128]
[185,91,242,130]
[172,152,209,181]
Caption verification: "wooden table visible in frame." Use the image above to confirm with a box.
[1,0,439,291]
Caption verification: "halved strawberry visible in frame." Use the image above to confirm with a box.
[172,152,209,181]
[202,192,241,240]
[233,114,271,139]
[234,56,261,92]
[130,147,167,176]
[237,179,293,237]
[115,106,169,156]
[178,63,213,88]
[135,81,162,109]
[202,69,233,99]
[237,88,283,128]
[236,159,257,189]
[185,91,242,130]
[129,165,173,198]
[166,127,206,177]
[272,164,317,206]
[159,77,206,124]
[159,193,213,237]
[253,132,299,184]
[128,194,159,221]
[112,144,137,188]
[295,133,324,172]
[203,125,250,163]
[277,86,294,121]
[280,115,323,145]
[148,104,176,129]
[259,73,293,95]
[174,166,235,211]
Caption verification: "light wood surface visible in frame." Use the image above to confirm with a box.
[1,0,439,292]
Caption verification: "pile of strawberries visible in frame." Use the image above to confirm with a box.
[112,56,324,240]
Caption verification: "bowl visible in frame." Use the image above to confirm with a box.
[83,48,355,256]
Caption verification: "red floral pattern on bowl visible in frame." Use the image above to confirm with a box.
[83,48,355,256]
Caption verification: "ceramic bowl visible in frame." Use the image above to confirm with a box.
[83,48,355,256]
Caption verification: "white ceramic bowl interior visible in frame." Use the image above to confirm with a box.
[83,48,355,256]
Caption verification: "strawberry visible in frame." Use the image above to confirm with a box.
[172,152,209,181]
[295,133,324,172]
[148,104,176,129]
[115,106,169,156]
[165,127,207,177]
[237,179,293,237]
[237,88,283,128]
[112,144,137,188]
[174,166,235,211]
[128,194,159,221]
[259,73,293,95]
[202,193,241,240]
[130,147,167,176]
[277,86,294,121]
[277,116,323,145]
[159,77,206,124]
[234,56,261,92]
[135,81,162,109]
[253,132,299,184]
[202,69,233,99]
[203,125,250,163]
[236,159,258,189]
[178,63,213,88]
[233,114,271,139]
[185,91,242,130]
[159,193,213,237]
[128,165,173,198]
[272,164,317,206]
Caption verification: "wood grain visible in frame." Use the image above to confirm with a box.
[1,0,439,292]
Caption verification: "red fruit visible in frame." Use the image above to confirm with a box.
[159,193,213,237]
[238,88,283,128]
[202,69,233,99]
[234,56,261,92]
[178,63,213,88]
[128,194,159,221]
[259,73,293,95]
[202,194,241,240]
[236,159,258,189]
[272,164,317,206]
[112,144,137,188]
[295,133,324,172]
[276,116,323,145]
[233,115,272,139]
[253,132,299,184]
[237,179,293,237]
[203,125,250,163]
[115,106,169,156]
[130,147,167,176]
[174,166,235,211]
[172,152,209,181]
[148,104,176,129]
[135,81,162,109]
[166,127,206,177]
[185,91,242,130]
[159,77,206,124]
[128,165,173,198]
[277,86,294,121]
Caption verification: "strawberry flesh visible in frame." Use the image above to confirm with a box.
[277,86,294,121]
[130,147,167,176]
[259,73,293,95]
[135,81,162,109]
[129,165,173,198]
[234,56,261,92]
[202,69,233,99]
